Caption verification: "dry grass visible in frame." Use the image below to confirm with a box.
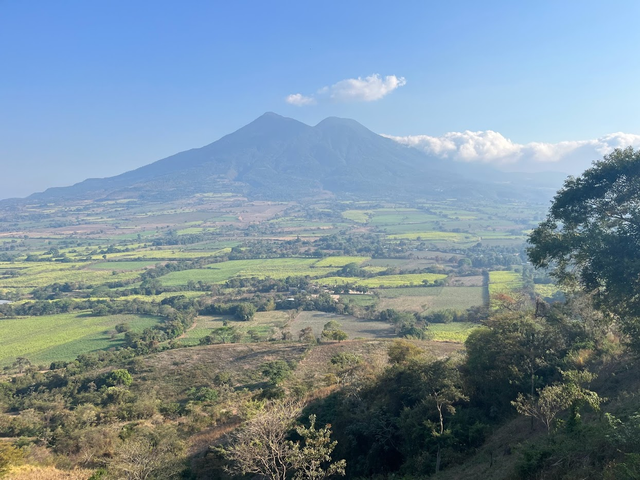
[290,311,395,339]
[7,465,94,480]
[136,343,309,400]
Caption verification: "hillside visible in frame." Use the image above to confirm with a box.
[24,113,560,203]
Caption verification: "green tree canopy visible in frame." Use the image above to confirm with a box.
[528,147,640,349]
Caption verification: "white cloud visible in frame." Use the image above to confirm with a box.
[285,73,406,106]
[324,74,406,102]
[383,131,640,174]
[285,93,316,106]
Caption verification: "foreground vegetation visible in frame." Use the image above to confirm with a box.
[1,149,638,478]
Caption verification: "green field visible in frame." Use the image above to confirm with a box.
[87,260,160,271]
[339,294,378,307]
[0,312,162,366]
[0,262,141,289]
[161,258,337,286]
[357,273,447,288]
[377,287,444,297]
[341,210,370,223]
[388,232,479,242]
[429,322,479,342]
[314,256,370,267]
[488,270,524,297]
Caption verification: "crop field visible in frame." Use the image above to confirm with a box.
[339,294,378,307]
[429,287,486,310]
[0,263,141,289]
[91,291,204,302]
[377,287,444,297]
[377,286,485,313]
[367,210,441,225]
[290,311,395,339]
[488,270,524,297]
[314,256,370,267]
[87,260,160,271]
[106,249,229,260]
[314,276,362,285]
[356,273,447,288]
[429,322,479,343]
[0,312,162,366]
[161,258,338,286]
[341,210,370,223]
[388,232,479,242]
[176,315,227,346]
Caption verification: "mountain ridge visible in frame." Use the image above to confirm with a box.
[23,113,562,203]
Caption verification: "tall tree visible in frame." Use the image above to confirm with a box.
[528,147,640,349]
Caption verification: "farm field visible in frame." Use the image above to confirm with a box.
[488,270,524,297]
[339,294,378,307]
[429,322,479,343]
[160,258,338,286]
[376,286,485,313]
[356,273,447,288]
[87,260,160,271]
[388,232,479,242]
[290,311,395,339]
[0,263,141,289]
[314,256,370,267]
[0,312,162,366]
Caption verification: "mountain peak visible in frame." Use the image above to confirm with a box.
[315,116,365,128]
[22,113,555,203]
[259,111,285,119]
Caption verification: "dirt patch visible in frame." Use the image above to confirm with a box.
[379,296,434,313]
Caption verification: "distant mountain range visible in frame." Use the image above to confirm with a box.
[26,113,565,203]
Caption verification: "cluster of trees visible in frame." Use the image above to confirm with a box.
[375,309,431,338]
[419,305,489,324]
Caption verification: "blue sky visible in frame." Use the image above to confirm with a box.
[1,1,640,198]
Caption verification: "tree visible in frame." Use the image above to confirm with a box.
[107,428,185,480]
[222,401,301,480]
[465,311,567,415]
[512,370,603,433]
[420,358,468,473]
[200,326,242,344]
[107,369,133,387]
[222,402,345,480]
[262,360,292,385]
[387,339,423,364]
[289,415,346,479]
[321,321,348,342]
[0,443,23,477]
[12,357,31,374]
[235,302,257,321]
[299,326,316,343]
[528,147,640,349]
